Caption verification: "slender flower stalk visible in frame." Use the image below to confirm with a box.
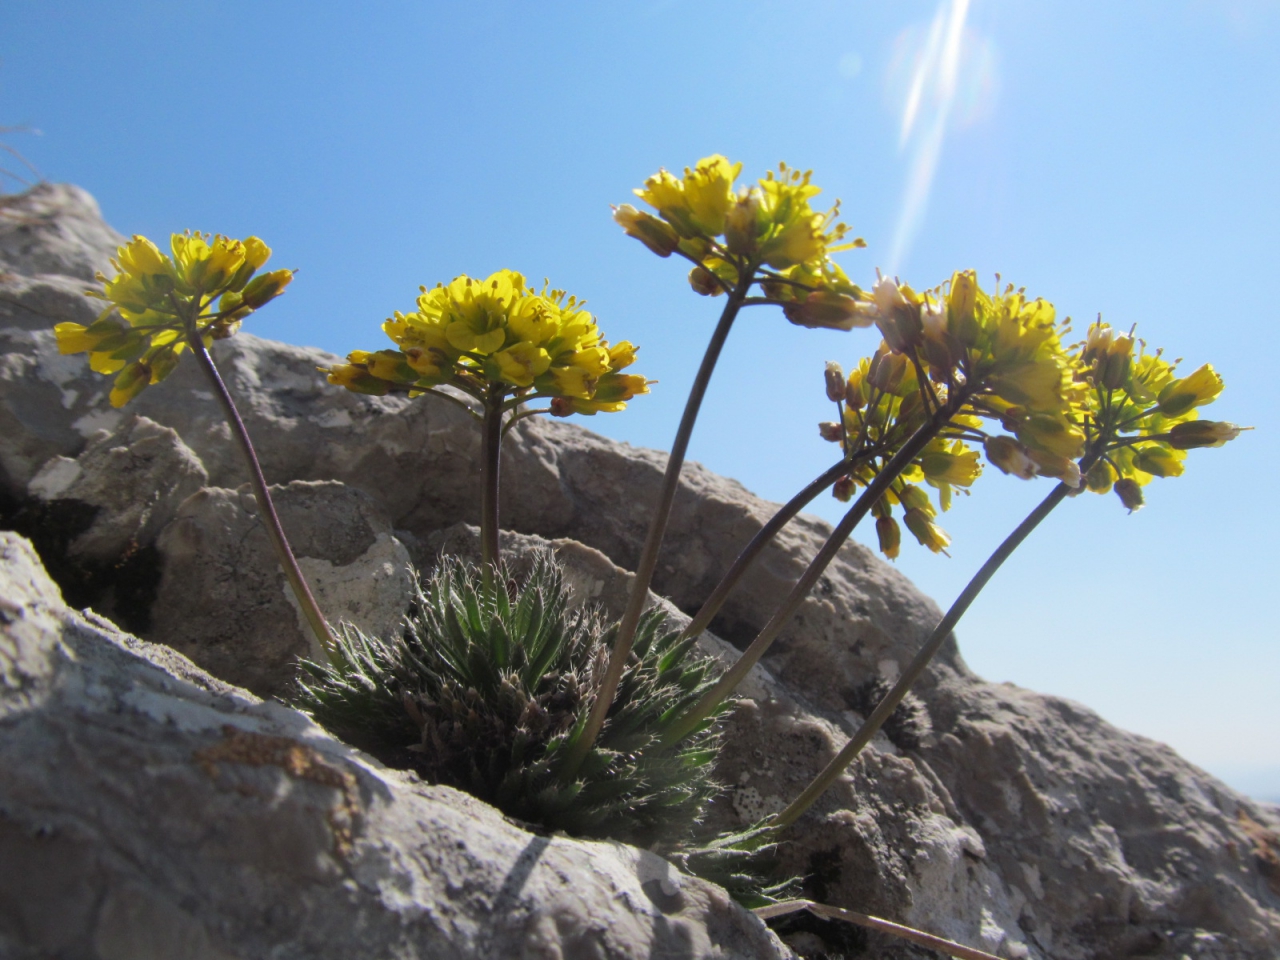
[755,900,1003,960]
[662,413,955,745]
[188,330,338,661]
[769,476,1077,829]
[565,275,752,775]
[679,457,851,642]
[480,385,505,577]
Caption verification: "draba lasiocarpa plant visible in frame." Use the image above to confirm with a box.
[53,154,1245,959]
[52,232,338,661]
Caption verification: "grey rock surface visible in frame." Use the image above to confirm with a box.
[0,532,792,960]
[152,480,414,698]
[2,181,1279,958]
[26,415,208,562]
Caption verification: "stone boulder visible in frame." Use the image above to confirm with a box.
[0,532,791,960]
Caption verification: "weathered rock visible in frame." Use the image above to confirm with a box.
[0,183,124,282]
[0,532,792,960]
[3,181,1279,958]
[152,480,414,698]
[26,415,208,562]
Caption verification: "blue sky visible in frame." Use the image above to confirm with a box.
[4,0,1278,798]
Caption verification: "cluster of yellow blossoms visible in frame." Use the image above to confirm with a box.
[1073,322,1239,511]
[820,270,1241,556]
[53,233,293,406]
[325,269,648,416]
[614,155,871,331]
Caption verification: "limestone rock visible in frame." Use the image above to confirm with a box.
[25,415,208,562]
[151,480,414,698]
[0,183,124,282]
[0,532,792,960]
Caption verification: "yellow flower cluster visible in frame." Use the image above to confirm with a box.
[820,271,1094,556]
[613,155,870,330]
[325,270,649,416]
[821,272,1244,554]
[1073,322,1241,511]
[54,232,292,406]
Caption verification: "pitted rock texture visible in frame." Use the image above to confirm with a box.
[0,532,791,960]
[2,182,1279,958]
[152,479,414,697]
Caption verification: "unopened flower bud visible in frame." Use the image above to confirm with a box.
[844,369,866,410]
[613,204,681,258]
[818,421,844,443]
[550,396,576,417]
[1099,335,1133,390]
[785,291,872,331]
[903,508,950,553]
[983,436,1037,479]
[688,266,721,296]
[921,297,947,341]
[867,349,907,393]
[876,515,901,559]
[832,475,855,502]
[723,188,762,255]
[947,270,978,331]
[1026,448,1083,488]
[1113,477,1144,513]
[1083,322,1113,366]
[1084,459,1116,493]
[824,361,846,402]
[240,268,294,309]
[899,484,932,513]
[1168,419,1245,449]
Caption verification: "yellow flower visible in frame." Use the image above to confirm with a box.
[1132,444,1185,478]
[1016,412,1086,460]
[919,441,981,487]
[490,342,552,387]
[109,361,151,408]
[682,155,740,237]
[1157,364,1224,417]
[607,341,638,370]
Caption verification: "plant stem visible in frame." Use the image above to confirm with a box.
[480,385,504,583]
[562,275,753,778]
[754,900,1002,960]
[769,479,1073,829]
[679,457,850,642]
[662,410,955,746]
[187,333,338,663]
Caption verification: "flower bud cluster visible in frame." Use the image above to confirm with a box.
[55,232,291,407]
[614,155,870,330]
[325,270,649,416]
